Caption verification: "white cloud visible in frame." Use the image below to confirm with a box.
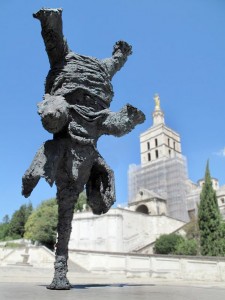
[215,147,225,157]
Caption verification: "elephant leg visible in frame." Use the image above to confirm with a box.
[47,188,79,290]
[47,145,96,289]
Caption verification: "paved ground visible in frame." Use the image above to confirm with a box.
[1,266,225,300]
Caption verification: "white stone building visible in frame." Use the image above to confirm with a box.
[128,188,167,216]
[186,177,225,219]
[69,207,185,253]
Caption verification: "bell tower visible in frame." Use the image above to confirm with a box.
[140,94,182,165]
[128,94,189,221]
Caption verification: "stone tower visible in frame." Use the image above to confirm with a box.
[140,94,182,165]
[128,94,189,222]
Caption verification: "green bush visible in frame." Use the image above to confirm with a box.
[154,233,184,254]
[174,239,198,256]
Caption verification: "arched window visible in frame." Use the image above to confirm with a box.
[155,149,159,159]
[155,138,158,147]
[147,142,150,150]
[148,153,151,161]
[136,205,149,214]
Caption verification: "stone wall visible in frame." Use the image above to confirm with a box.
[1,245,225,283]
[69,249,225,282]
[69,208,185,252]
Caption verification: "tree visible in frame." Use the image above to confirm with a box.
[183,215,201,255]
[198,161,222,256]
[0,225,9,240]
[0,215,10,241]
[2,215,10,224]
[24,192,88,250]
[154,233,184,254]
[7,202,33,239]
[183,216,199,240]
[174,239,198,256]
[24,198,58,250]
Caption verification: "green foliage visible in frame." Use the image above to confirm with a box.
[74,192,88,212]
[174,239,198,256]
[24,198,58,249]
[183,217,199,240]
[0,215,10,241]
[213,221,225,256]
[4,242,24,248]
[198,161,223,256]
[1,191,87,248]
[154,233,184,254]
[0,223,10,241]
[0,203,33,241]
[8,203,33,238]
[2,215,10,224]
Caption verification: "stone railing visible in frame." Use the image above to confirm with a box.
[69,249,225,282]
[0,245,55,268]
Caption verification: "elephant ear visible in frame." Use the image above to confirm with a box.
[86,156,116,215]
[22,139,65,198]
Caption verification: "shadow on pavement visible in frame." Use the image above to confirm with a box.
[72,283,155,289]
[39,283,155,289]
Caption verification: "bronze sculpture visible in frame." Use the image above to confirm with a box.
[22,8,145,289]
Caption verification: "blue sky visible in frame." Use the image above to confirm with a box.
[1,0,225,220]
